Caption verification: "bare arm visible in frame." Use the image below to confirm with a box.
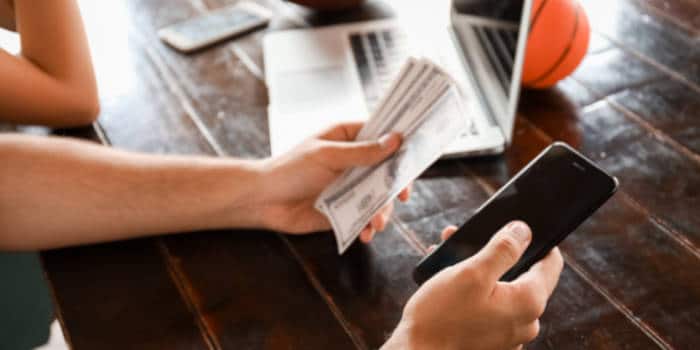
[0,134,264,250]
[0,0,99,127]
[0,124,405,251]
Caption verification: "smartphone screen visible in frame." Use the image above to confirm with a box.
[413,142,618,284]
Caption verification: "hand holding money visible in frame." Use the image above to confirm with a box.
[316,58,469,254]
[256,122,410,240]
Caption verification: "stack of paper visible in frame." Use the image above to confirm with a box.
[315,57,469,254]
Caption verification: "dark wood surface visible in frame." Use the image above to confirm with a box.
[34,0,699,348]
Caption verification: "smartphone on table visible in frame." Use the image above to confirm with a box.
[413,142,618,284]
[158,2,272,53]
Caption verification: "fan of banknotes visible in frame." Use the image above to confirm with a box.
[315,57,470,254]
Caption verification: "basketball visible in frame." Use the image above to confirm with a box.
[522,0,590,89]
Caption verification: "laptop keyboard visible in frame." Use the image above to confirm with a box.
[349,24,517,139]
[474,25,518,94]
[349,30,409,111]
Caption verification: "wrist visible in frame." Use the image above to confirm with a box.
[221,157,287,231]
[209,158,269,229]
[252,157,277,203]
[383,319,452,350]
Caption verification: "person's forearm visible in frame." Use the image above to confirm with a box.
[0,0,98,126]
[0,135,266,251]
[16,0,95,86]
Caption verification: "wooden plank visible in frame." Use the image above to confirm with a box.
[632,0,700,37]
[565,29,700,160]
[532,266,661,350]
[579,0,700,87]
[394,161,492,244]
[41,239,210,350]
[161,230,357,349]
[96,44,216,155]
[287,226,423,349]
[124,0,275,159]
[564,195,700,348]
[572,46,665,99]
[587,32,614,55]
[606,77,700,155]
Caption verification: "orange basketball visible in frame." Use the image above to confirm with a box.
[522,0,590,89]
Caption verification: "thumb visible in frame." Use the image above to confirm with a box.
[319,133,401,170]
[466,221,532,283]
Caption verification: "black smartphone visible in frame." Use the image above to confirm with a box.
[413,142,618,284]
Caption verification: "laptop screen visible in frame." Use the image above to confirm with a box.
[450,0,531,142]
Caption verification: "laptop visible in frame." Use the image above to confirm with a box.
[264,0,532,158]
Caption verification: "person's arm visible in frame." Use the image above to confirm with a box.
[287,0,365,11]
[0,123,407,250]
[0,0,99,127]
[383,222,564,350]
[0,134,263,250]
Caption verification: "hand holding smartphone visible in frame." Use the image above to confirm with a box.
[413,142,618,284]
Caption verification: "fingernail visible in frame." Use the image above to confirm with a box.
[378,134,395,149]
[508,221,530,244]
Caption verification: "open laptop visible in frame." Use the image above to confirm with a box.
[264,0,532,158]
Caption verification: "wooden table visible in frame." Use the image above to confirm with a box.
[38,0,700,349]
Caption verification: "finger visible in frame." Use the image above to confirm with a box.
[440,225,459,241]
[463,221,532,283]
[370,202,392,232]
[317,122,365,141]
[367,229,376,242]
[317,133,402,171]
[510,247,564,318]
[380,202,393,229]
[370,212,386,232]
[398,183,412,202]
[359,227,375,243]
[520,247,564,299]
[425,226,457,255]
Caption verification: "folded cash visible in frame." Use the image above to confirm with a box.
[315,58,470,254]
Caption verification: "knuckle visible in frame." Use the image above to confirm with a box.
[495,235,522,262]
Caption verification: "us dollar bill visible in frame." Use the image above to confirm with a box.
[323,59,452,196]
[315,61,468,253]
